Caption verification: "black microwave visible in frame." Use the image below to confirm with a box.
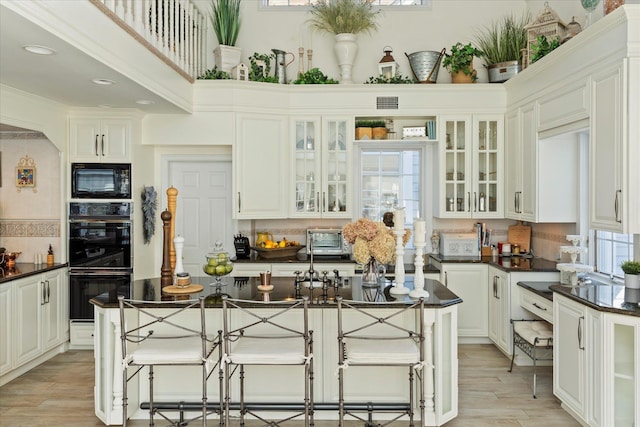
[71,163,131,199]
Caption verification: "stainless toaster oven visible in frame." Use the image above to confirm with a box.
[306,228,350,256]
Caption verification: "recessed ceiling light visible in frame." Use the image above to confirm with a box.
[92,78,115,85]
[136,100,154,105]
[23,45,56,55]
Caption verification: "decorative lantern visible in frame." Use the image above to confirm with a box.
[524,2,567,68]
[233,63,248,81]
[378,46,398,79]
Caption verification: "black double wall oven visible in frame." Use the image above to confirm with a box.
[68,202,132,321]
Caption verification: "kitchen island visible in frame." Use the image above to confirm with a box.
[91,275,461,426]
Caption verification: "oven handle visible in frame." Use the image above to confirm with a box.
[69,269,133,276]
[69,219,132,224]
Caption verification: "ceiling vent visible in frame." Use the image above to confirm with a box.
[376,96,398,110]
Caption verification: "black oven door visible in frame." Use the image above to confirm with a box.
[69,220,132,269]
[69,271,131,320]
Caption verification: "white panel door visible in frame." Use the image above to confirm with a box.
[169,160,234,277]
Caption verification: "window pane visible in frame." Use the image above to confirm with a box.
[595,230,634,277]
[359,147,421,246]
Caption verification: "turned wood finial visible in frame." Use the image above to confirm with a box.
[166,186,178,272]
[160,209,173,288]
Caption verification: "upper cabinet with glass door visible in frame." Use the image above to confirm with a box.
[291,117,352,218]
[436,115,503,218]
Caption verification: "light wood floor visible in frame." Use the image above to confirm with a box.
[0,345,580,426]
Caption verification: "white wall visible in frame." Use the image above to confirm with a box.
[195,0,585,84]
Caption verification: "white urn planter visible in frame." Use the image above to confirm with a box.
[625,273,640,289]
[334,33,358,84]
[214,44,242,74]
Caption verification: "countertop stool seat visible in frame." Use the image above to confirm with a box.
[221,296,313,427]
[508,319,553,398]
[336,297,425,427]
[118,296,220,427]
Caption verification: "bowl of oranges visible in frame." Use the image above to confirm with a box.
[250,238,305,259]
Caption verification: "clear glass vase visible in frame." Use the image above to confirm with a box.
[362,257,385,287]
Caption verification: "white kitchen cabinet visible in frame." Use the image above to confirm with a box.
[602,313,639,427]
[0,269,69,386]
[553,294,602,425]
[590,60,640,234]
[290,116,352,218]
[69,118,130,162]
[233,113,289,219]
[0,285,13,376]
[440,263,488,337]
[504,104,578,223]
[488,266,509,354]
[436,115,502,218]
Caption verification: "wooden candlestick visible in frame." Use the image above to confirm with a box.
[166,186,178,273]
[160,210,173,288]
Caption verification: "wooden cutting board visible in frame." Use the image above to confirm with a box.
[507,222,531,252]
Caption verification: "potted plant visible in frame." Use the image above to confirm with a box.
[308,0,380,84]
[442,42,483,83]
[371,120,388,140]
[530,35,561,64]
[621,260,640,289]
[291,68,339,85]
[475,12,531,82]
[210,0,242,73]
[355,120,373,140]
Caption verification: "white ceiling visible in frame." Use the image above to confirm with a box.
[0,3,189,123]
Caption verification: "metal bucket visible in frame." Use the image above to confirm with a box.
[405,49,445,83]
[487,60,521,83]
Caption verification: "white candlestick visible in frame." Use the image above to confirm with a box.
[390,230,409,295]
[410,242,430,299]
[394,207,405,232]
[414,219,425,244]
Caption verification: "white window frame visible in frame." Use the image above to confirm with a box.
[354,140,433,255]
[594,231,637,279]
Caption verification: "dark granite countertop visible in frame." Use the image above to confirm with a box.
[0,262,68,284]
[550,283,640,317]
[430,254,558,273]
[90,275,462,309]
[517,281,556,301]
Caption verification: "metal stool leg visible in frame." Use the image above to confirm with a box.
[532,339,538,399]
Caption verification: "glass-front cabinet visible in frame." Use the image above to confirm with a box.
[437,115,503,218]
[291,116,352,218]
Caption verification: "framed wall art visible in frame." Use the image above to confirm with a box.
[16,155,37,193]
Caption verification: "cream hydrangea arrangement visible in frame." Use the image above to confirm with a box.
[342,218,411,265]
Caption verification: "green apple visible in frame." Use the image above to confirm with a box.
[204,265,216,275]
[215,265,227,275]
[207,257,218,267]
[225,263,233,273]
[217,252,228,262]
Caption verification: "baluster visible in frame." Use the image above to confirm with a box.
[197,13,205,77]
[170,0,176,62]
[178,0,184,67]
[115,0,125,20]
[424,315,435,417]
[187,1,194,74]
[105,0,115,12]
[162,0,169,54]
[133,0,143,34]
[123,0,133,26]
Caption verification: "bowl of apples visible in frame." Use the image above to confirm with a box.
[203,241,233,286]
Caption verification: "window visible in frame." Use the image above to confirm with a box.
[595,231,634,277]
[356,142,424,247]
[264,0,429,7]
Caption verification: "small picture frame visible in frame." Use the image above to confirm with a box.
[16,155,37,193]
[16,167,35,187]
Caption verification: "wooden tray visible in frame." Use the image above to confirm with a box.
[507,222,531,253]
[162,284,204,295]
[250,245,305,259]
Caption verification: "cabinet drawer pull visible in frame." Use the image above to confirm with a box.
[101,134,105,157]
[41,281,47,305]
[95,135,99,157]
[237,192,241,213]
[474,192,477,212]
[615,190,622,223]
[467,192,471,212]
[578,315,584,350]
[532,302,547,311]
